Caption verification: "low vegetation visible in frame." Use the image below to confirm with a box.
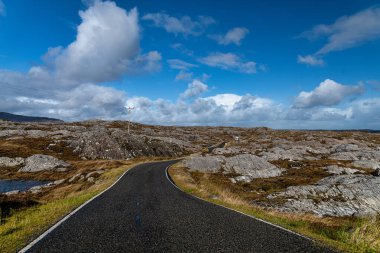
[168,165,380,253]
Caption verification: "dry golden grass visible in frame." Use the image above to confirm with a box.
[169,165,380,253]
[0,137,77,160]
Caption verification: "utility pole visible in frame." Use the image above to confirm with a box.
[126,106,135,134]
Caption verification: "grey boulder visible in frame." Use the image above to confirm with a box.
[19,154,71,172]
[269,175,380,217]
[0,157,24,167]
[184,154,284,182]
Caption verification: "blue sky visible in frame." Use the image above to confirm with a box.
[0,0,380,129]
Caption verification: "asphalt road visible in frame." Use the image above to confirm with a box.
[25,160,336,253]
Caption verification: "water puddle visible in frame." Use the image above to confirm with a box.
[0,179,49,193]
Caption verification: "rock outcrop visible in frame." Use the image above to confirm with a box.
[184,154,284,182]
[68,127,187,160]
[19,155,71,172]
[325,165,359,175]
[268,175,380,217]
[0,157,24,167]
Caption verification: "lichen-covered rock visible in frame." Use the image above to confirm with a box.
[184,154,284,181]
[269,175,380,217]
[334,144,360,153]
[211,147,244,156]
[325,165,359,175]
[184,155,224,173]
[224,154,285,179]
[68,127,186,160]
[19,154,71,172]
[259,147,316,161]
[352,160,380,170]
[0,157,24,167]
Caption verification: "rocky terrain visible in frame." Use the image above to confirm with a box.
[1,119,380,218]
[179,129,380,217]
[0,120,230,199]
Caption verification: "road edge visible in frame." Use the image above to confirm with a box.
[165,165,314,242]
[18,164,137,253]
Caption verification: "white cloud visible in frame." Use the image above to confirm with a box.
[180,80,208,99]
[293,79,364,108]
[300,7,380,55]
[125,91,282,126]
[142,12,215,37]
[0,0,5,16]
[297,55,324,66]
[198,52,257,74]
[0,73,127,120]
[175,70,193,82]
[209,27,249,45]
[53,2,154,83]
[205,94,242,110]
[0,2,160,120]
[167,59,198,70]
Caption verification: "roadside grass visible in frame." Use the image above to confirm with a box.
[0,159,150,253]
[168,165,380,253]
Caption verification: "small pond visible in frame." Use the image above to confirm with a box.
[0,179,48,193]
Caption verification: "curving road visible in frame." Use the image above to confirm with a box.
[23,160,336,253]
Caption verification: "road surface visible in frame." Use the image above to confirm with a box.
[24,160,335,253]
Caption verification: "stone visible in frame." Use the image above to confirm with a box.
[53,179,66,185]
[352,160,380,170]
[29,185,43,193]
[184,155,224,173]
[211,147,243,156]
[4,190,20,195]
[184,154,284,182]
[334,144,360,153]
[18,155,71,172]
[373,168,380,177]
[269,175,380,217]
[259,147,313,161]
[85,170,105,179]
[224,154,285,179]
[325,165,359,175]
[0,157,24,167]
[69,173,82,183]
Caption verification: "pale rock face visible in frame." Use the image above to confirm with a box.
[184,154,284,182]
[325,165,360,175]
[0,157,25,167]
[259,147,316,161]
[224,154,285,179]
[184,156,224,173]
[352,160,380,170]
[211,147,244,156]
[19,154,71,172]
[68,127,186,160]
[269,175,380,217]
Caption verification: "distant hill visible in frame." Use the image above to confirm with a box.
[0,112,63,123]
